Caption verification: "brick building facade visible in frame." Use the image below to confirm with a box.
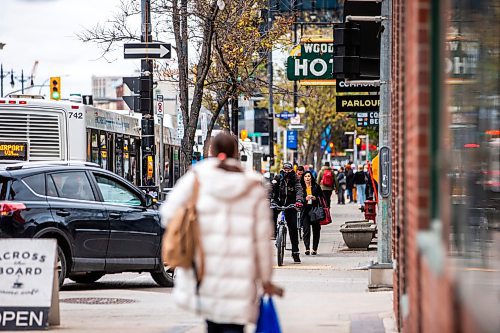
[390,0,499,332]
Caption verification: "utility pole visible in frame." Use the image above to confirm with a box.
[140,0,155,186]
[353,130,358,165]
[366,133,370,162]
[0,64,4,97]
[376,0,392,266]
[267,0,274,168]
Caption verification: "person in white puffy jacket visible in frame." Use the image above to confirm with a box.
[160,133,282,333]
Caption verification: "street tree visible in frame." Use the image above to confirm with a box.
[80,0,222,173]
[200,0,293,157]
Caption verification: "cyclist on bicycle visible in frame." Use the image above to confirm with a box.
[271,162,304,263]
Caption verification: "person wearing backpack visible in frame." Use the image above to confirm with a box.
[160,133,282,333]
[317,162,335,208]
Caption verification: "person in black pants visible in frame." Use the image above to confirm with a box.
[300,171,325,255]
[271,162,304,263]
[337,167,346,205]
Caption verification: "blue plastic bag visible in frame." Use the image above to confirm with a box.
[255,296,281,333]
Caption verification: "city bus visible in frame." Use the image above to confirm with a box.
[0,95,181,187]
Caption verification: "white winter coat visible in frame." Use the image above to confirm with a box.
[160,158,273,325]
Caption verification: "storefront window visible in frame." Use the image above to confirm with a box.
[444,0,499,329]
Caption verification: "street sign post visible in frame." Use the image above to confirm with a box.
[124,43,171,59]
[288,124,305,131]
[286,130,298,150]
[156,94,164,117]
[275,111,296,119]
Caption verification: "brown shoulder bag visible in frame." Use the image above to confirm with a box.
[161,174,204,283]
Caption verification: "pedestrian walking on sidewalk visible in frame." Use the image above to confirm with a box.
[271,162,304,263]
[160,133,282,333]
[317,162,335,208]
[337,167,346,205]
[301,171,325,255]
[345,164,355,203]
[353,165,367,211]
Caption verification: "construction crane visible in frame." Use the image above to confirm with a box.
[29,60,39,86]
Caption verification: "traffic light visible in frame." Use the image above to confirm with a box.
[356,137,362,150]
[50,77,61,100]
[240,129,248,140]
[341,135,350,149]
[333,1,381,79]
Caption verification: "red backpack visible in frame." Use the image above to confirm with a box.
[321,169,334,187]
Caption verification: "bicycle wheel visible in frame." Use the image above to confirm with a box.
[276,226,285,266]
[279,227,287,266]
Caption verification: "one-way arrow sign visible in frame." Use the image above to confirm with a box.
[124,43,171,59]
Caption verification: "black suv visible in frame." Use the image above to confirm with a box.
[0,162,173,287]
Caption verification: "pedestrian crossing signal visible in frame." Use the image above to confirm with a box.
[50,77,61,100]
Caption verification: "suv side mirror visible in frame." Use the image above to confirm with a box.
[145,194,154,207]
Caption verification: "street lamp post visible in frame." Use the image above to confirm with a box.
[267,0,275,168]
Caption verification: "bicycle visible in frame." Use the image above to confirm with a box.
[270,203,296,266]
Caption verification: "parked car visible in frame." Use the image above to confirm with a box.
[0,161,173,287]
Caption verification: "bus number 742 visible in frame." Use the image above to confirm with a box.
[69,112,83,119]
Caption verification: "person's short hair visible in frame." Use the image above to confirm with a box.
[297,165,305,172]
[324,161,330,167]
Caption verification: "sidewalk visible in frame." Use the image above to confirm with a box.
[270,202,397,333]
[11,203,396,333]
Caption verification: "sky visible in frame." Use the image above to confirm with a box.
[0,0,141,98]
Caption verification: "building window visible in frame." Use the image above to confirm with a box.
[443,0,499,329]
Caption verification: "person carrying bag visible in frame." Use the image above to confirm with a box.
[300,171,325,256]
[160,133,283,333]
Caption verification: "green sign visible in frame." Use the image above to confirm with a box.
[286,41,334,81]
[248,132,262,138]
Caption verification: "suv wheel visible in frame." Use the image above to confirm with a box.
[69,272,105,284]
[56,245,67,288]
[150,264,175,287]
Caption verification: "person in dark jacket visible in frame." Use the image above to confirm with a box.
[300,171,325,255]
[345,164,355,203]
[271,162,304,263]
[336,167,346,204]
[353,165,367,210]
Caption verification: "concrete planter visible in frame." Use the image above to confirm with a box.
[340,224,376,250]
[342,221,373,228]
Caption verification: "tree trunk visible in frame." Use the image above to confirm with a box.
[174,0,219,173]
[202,96,228,158]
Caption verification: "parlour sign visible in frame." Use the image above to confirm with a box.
[336,95,380,112]
[0,239,58,330]
[0,142,27,161]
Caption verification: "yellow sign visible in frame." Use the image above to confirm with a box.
[147,155,154,179]
[0,142,27,160]
[101,151,107,158]
[371,154,379,184]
